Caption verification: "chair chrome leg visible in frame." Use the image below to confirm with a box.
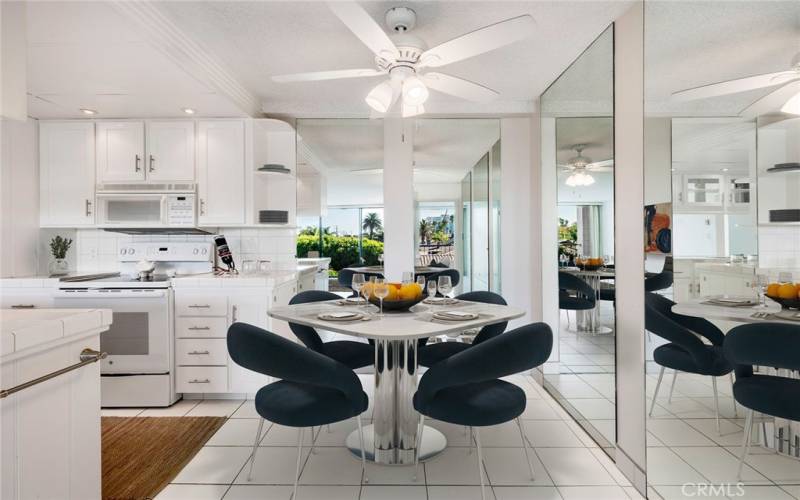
[413,414,425,482]
[293,427,305,500]
[761,419,768,447]
[668,370,678,403]
[711,376,721,434]
[247,418,265,481]
[730,372,738,418]
[356,414,368,484]
[649,366,665,417]
[309,426,319,455]
[516,418,535,481]
[474,428,487,500]
[469,426,474,455]
[737,408,754,481]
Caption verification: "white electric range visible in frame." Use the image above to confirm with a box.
[54,242,214,407]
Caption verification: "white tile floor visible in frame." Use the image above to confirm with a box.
[104,374,645,500]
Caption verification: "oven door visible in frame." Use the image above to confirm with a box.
[54,288,171,374]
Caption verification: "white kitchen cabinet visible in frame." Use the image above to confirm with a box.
[197,120,246,226]
[270,280,298,343]
[0,288,55,309]
[39,121,96,226]
[297,272,315,293]
[228,289,271,393]
[96,121,145,183]
[146,121,195,182]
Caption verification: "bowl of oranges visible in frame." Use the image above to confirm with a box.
[765,282,800,309]
[575,257,604,271]
[360,281,426,311]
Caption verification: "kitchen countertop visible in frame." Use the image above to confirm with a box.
[170,266,314,288]
[0,277,61,287]
[1,308,112,358]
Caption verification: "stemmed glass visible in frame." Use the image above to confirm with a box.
[362,276,375,308]
[352,274,365,307]
[374,278,389,316]
[402,271,414,284]
[755,274,769,307]
[416,275,426,290]
[438,275,452,302]
[427,279,438,300]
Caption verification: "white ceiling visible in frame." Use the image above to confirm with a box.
[555,117,613,166]
[671,118,755,175]
[26,1,247,119]
[154,1,631,117]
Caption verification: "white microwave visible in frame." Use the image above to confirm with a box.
[96,193,196,227]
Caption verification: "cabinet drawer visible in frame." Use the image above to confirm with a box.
[176,366,228,393]
[176,317,228,338]
[175,295,227,317]
[176,339,228,366]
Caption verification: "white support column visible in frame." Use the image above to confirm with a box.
[539,114,560,373]
[613,3,648,495]
[382,118,415,281]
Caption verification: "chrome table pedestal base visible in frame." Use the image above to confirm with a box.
[346,424,447,463]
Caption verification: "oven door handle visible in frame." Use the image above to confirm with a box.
[54,290,168,299]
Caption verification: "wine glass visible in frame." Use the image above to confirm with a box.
[352,274,365,305]
[416,275,426,289]
[427,279,438,299]
[362,276,374,306]
[778,271,792,284]
[241,260,257,275]
[755,274,769,306]
[402,271,414,284]
[437,275,452,301]
[374,278,389,316]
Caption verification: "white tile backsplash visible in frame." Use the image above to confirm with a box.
[758,224,800,271]
[56,228,297,273]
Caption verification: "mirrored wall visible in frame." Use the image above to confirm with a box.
[541,25,616,453]
[644,2,800,496]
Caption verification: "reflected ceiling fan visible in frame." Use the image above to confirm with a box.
[672,53,800,117]
[557,145,613,187]
[271,3,535,117]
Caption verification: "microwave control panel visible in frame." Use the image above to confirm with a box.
[165,195,196,226]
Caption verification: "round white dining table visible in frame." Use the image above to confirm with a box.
[561,267,615,334]
[269,299,525,465]
[671,297,800,459]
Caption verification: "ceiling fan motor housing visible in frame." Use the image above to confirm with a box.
[386,7,416,32]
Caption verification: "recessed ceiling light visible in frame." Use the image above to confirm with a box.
[182,108,196,115]
[80,108,97,115]
[722,167,729,172]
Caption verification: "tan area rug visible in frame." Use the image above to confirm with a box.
[102,416,226,500]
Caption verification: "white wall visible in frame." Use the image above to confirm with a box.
[539,115,560,369]
[1,1,28,121]
[1,118,39,277]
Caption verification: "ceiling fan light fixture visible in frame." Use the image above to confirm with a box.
[402,76,429,106]
[565,171,595,187]
[402,103,425,118]
[365,81,394,113]
[781,91,800,116]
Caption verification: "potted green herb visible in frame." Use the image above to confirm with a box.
[49,235,73,276]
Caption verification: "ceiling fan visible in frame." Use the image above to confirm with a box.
[557,145,613,187]
[271,3,535,117]
[672,52,800,117]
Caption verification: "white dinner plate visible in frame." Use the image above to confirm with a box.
[423,297,458,305]
[318,311,364,321]
[432,311,479,321]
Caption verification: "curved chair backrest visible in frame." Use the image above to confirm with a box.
[433,268,460,288]
[288,290,341,352]
[417,322,553,404]
[429,260,449,268]
[455,291,508,344]
[558,272,595,300]
[645,271,673,292]
[645,292,724,369]
[338,268,356,289]
[227,322,363,407]
[724,322,800,378]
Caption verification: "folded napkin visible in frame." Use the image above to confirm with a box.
[326,311,359,318]
[436,311,476,319]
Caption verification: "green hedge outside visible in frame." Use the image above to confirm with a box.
[297,234,384,271]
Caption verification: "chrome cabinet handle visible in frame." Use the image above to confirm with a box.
[135,154,141,172]
[188,304,210,308]
[232,305,238,322]
[188,379,210,384]
[11,304,35,309]
[85,199,92,216]
[188,326,210,331]
[199,199,206,216]
[149,155,155,172]
[188,350,210,355]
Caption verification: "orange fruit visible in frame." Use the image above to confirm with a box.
[399,283,421,300]
[766,283,781,298]
[778,283,797,299]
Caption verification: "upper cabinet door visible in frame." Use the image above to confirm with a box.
[146,121,195,183]
[96,121,145,183]
[197,121,245,226]
[40,122,96,226]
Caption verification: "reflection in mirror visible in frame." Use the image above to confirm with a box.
[541,25,615,453]
[644,2,800,496]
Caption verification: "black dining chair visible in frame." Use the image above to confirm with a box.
[645,292,736,432]
[723,322,800,479]
[430,268,461,291]
[558,272,595,331]
[227,322,369,498]
[289,291,374,369]
[413,322,553,500]
[337,268,357,296]
[418,291,508,367]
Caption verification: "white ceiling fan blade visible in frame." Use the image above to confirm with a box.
[672,71,798,101]
[328,2,399,60]
[740,80,800,118]
[272,68,384,83]
[422,72,499,103]
[418,15,535,68]
[586,159,614,169]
